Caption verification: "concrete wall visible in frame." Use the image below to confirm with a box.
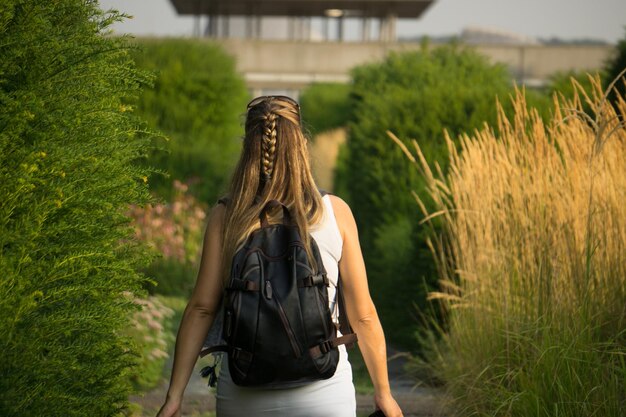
[215,39,615,90]
[473,44,614,86]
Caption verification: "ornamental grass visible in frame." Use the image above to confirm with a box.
[393,74,625,416]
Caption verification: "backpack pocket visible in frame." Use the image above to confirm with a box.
[224,257,262,384]
[311,343,340,377]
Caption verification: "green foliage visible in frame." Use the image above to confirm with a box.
[332,139,352,199]
[547,70,596,100]
[604,26,626,108]
[299,82,353,134]
[545,70,597,118]
[336,44,513,350]
[130,38,249,204]
[142,258,198,297]
[0,1,157,415]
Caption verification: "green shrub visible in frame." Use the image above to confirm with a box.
[604,27,626,109]
[130,38,249,204]
[0,2,156,416]
[331,137,352,198]
[337,43,513,350]
[547,70,596,99]
[545,70,597,118]
[299,82,352,134]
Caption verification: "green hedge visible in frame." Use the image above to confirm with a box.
[605,27,626,109]
[299,82,353,134]
[336,43,516,349]
[131,38,249,204]
[0,2,156,416]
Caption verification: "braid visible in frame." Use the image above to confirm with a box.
[261,111,278,180]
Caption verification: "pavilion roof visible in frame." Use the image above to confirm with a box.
[169,0,435,18]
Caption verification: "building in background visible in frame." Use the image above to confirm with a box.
[168,0,613,95]
[460,26,541,45]
[169,0,435,42]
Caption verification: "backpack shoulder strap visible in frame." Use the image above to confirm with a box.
[336,275,357,348]
[318,189,357,348]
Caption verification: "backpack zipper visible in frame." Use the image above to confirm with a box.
[266,280,302,358]
[264,280,273,299]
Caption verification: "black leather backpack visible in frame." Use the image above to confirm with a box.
[199,197,357,388]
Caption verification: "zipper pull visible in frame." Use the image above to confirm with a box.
[265,280,273,299]
[224,309,232,338]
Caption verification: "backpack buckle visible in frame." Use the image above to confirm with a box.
[230,347,253,362]
[297,273,329,288]
[319,339,334,354]
[322,273,330,286]
[312,273,330,286]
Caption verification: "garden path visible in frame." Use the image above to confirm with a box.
[129,346,448,417]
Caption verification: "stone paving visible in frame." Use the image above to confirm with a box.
[129,348,449,417]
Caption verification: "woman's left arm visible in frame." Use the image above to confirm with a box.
[330,196,403,417]
[160,204,226,409]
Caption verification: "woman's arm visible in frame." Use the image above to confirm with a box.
[330,195,403,417]
[158,204,226,413]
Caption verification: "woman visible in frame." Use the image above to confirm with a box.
[156,96,403,417]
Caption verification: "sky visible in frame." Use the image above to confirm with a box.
[98,0,626,44]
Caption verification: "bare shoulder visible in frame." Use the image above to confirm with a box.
[210,201,227,220]
[328,194,351,216]
[328,194,357,238]
[204,202,227,236]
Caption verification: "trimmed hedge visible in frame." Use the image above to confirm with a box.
[131,38,249,204]
[336,43,515,349]
[605,27,626,110]
[299,82,353,135]
[0,2,156,416]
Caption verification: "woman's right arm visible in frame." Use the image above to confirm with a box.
[330,196,403,417]
[156,204,226,417]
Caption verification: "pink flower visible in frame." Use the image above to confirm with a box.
[150,348,169,359]
[147,319,163,331]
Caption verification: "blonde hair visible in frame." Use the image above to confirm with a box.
[219,97,323,283]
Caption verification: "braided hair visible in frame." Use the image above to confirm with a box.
[261,111,278,180]
[220,96,324,283]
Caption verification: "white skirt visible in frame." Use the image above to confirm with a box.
[215,346,357,417]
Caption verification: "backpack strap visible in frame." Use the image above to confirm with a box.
[319,189,358,350]
[259,200,292,227]
[307,273,358,359]
[336,277,357,348]
[199,344,228,358]
[309,333,358,358]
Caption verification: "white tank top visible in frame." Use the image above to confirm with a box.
[309,194,343,324]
